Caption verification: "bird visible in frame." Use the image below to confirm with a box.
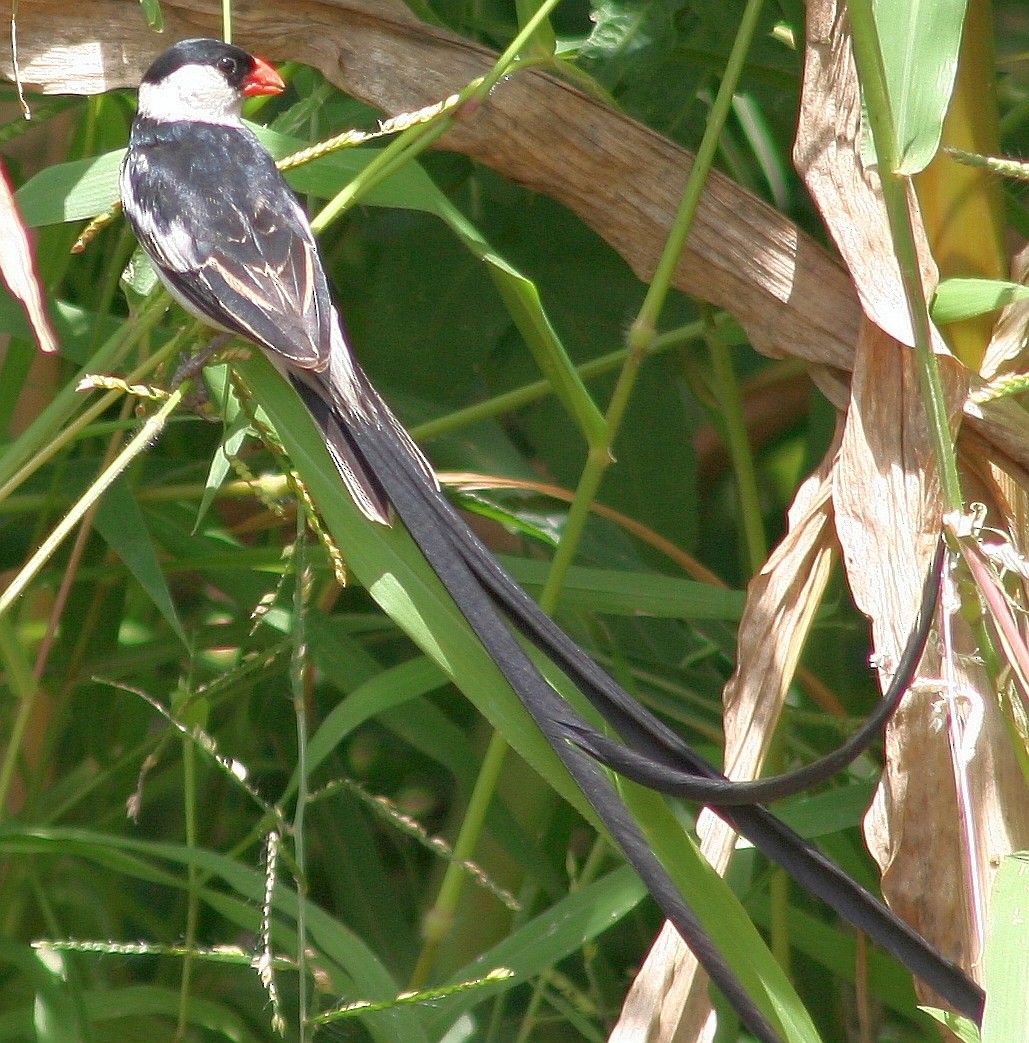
[120,37,981,1036]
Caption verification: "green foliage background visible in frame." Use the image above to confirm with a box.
[1,0,1028,1040]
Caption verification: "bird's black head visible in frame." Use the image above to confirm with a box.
[142,39,257,93]
[136,38,284,124]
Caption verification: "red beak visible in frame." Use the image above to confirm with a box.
[243,56,285,97]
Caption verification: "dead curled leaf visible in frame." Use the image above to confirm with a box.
[801,0,1029,1020]
[0,160,57,354]
[611,449,839,1042]
[793,0,941,351]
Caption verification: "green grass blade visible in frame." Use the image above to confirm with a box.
[427,865,647,1032]
[235,351,593,819]
[94,477,188,648]
[931,276,1029,324]
[981,852,1029,1043]
[873,0,969,174]
[500,556,745,620]
[622,782,823,1043]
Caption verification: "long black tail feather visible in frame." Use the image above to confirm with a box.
[347,412,787,1042]
[304,366,983,1027]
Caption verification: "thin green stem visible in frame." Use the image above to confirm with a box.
[703,305,767,574]
[847,0,962,514]
[292,517,310,1043]
[0,616,39,820]
[311,0,564,234]
[538,450,608,614]
[629,0,767,348]
[175,718,199,1043]
[0,383,188,618]
[411,318,709,443]
[407,728,510,989]
[0,293,173,500]
[544,0,765,603]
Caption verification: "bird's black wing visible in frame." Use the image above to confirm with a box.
[121,119,332,369]
[120,119,424,522]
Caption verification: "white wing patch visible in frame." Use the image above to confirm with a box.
[160,218,204,272]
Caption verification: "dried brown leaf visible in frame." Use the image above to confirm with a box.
[980,242,1029,379]
[794,0,939,349]
[609,450,838,1043]
[833,319,992,1001]
[0,160,57,354]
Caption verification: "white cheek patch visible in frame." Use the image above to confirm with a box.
[137,64,244,125]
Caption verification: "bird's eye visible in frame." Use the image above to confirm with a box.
[217,55,237,75]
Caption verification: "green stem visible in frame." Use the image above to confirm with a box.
[175,724,199,1043]
[846,0,963,514]
[407,727,510,990]
[0,293,173,500]
[630,0,767,347]
[545,0,766,601]
[312,0,564,234]
[703,306,767,574]
[563,0,766,608]
[411,318,709,443]
[0,382,188,619]
[292,519,310,1042]
[538,450,609,614]
[0,616,39,821]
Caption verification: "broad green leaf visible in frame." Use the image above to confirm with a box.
[16,150,124,227]
[95,478,188,647]
[515,0,558,59]
[981,852,1029,1043]
[429,865,647,1031]
[138,0,164,31]
[501,555,745,620]
[872,0,969,174]
[921,1008,981,1042]
[622,781,822,1043]
[931,277,1029,325]
[759,781,877,841]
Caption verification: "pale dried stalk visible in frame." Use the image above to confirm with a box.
[610,452,838,1042]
